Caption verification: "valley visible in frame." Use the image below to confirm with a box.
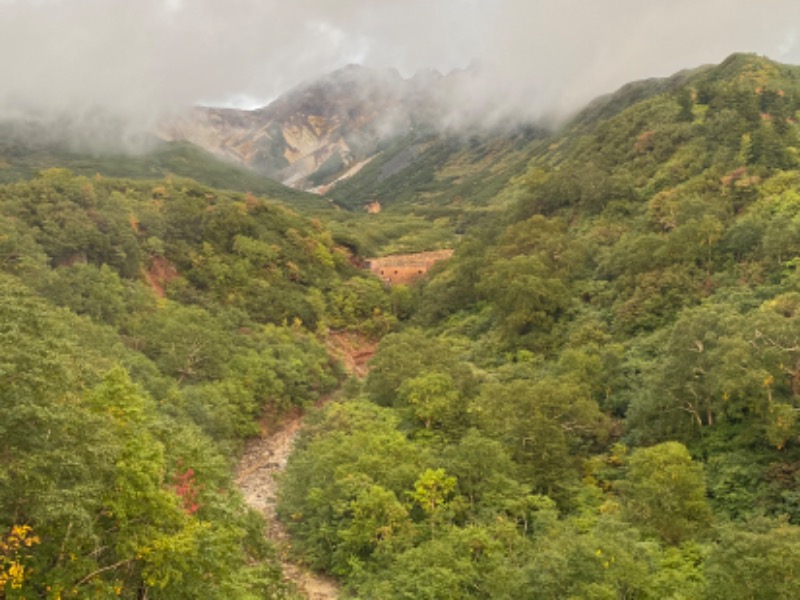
[4,51,800,598]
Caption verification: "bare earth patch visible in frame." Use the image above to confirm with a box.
[236,408,339,599]
[326,330,378,379]
[141,256,179,299]
[235,331,375,598]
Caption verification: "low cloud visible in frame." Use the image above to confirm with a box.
[1,0,799,142]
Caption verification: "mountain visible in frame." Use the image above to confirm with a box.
[159,65,422,190]
[159,64,550,199]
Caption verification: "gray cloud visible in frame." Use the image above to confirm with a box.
[1,0,799,130]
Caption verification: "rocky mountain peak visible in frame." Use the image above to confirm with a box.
[157,65,460,192]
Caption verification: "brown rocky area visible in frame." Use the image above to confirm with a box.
[367,249,454,285]
[236,410,339,600]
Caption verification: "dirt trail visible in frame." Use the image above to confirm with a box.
[235,332,376,599]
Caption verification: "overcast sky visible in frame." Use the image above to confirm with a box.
[1,0,799,124]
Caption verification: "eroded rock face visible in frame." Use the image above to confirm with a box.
[158,65,429,191]
[158,63,544,198]
[157,65,478,191]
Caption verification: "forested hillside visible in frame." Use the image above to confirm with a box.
[0,170,396,597]
[5,52,800,599]
[277,54,800,597]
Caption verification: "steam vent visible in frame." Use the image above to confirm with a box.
[367,249,454,285]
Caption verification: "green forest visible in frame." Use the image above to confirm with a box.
[5,52,800,598]
[0,169,399,597]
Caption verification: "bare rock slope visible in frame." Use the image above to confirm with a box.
[159,65,431,191]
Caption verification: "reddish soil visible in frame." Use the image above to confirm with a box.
[141,256,179,298]
[326,330,378,378]
[366,249,454,285]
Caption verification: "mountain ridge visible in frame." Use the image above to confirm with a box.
[157,63,542,194]
[158,54,787,203]
[158,64,423,190]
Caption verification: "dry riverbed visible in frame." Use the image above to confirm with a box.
[235,331,376,598]
[236,409,339,599]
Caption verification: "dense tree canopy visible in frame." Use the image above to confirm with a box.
[277,54,800,598]
[6,52,800,598]
[0,171,396,596]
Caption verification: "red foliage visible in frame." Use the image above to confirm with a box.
[173,461,202,515]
